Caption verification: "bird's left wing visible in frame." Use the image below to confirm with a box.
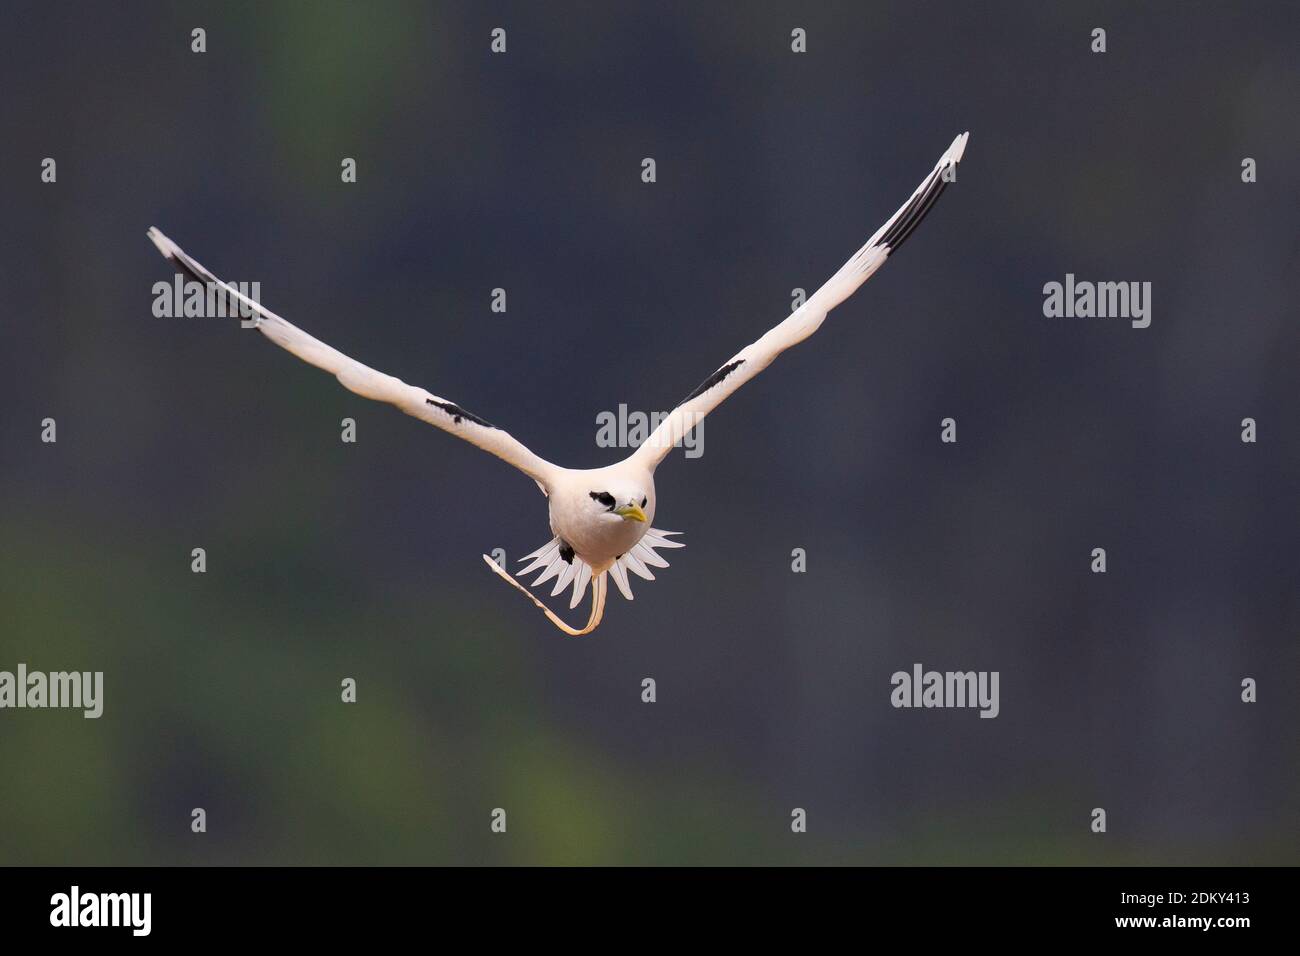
[148,228,558,487]
[628,132,968,472]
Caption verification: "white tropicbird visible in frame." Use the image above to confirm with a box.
[149,132,968,635]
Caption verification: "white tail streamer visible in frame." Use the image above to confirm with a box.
[483,554,608,636]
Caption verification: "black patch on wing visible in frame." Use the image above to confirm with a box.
[158,244,269,326]
[559,542,575,564]
[680,359,745,406]
[161,245,220,287]
[879,166,949,255]
[425,398,497,429]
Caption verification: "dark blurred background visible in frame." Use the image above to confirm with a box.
[1,1,1296,865]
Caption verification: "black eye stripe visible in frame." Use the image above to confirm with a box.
[589,491,616,509]
[641,497,647,508]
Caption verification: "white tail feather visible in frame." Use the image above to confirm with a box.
[483,554,607,637]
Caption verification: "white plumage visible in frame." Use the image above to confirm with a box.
[148,132,968,635]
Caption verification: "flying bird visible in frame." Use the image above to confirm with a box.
[148,132,968,635]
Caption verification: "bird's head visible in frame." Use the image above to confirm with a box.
[588,481,651,524]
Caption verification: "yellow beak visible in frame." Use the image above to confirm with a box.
[614,502,648,523]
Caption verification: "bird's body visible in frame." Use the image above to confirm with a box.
[545,465,656,572]
[149,132,968,635]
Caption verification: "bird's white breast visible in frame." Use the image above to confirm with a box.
[545,465,656,569]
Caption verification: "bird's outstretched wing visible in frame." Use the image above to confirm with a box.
[628,132,968,472]
[147,228,558,487]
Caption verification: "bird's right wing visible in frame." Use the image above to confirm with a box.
[628,132,968,472]
[148,227,558,488]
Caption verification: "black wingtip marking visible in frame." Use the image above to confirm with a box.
[680,359,745,406]
[559,542,575,564]
[879,165,951,255]
[425,398,497,429]
[152,238,256,322]
[166,253,212,287]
